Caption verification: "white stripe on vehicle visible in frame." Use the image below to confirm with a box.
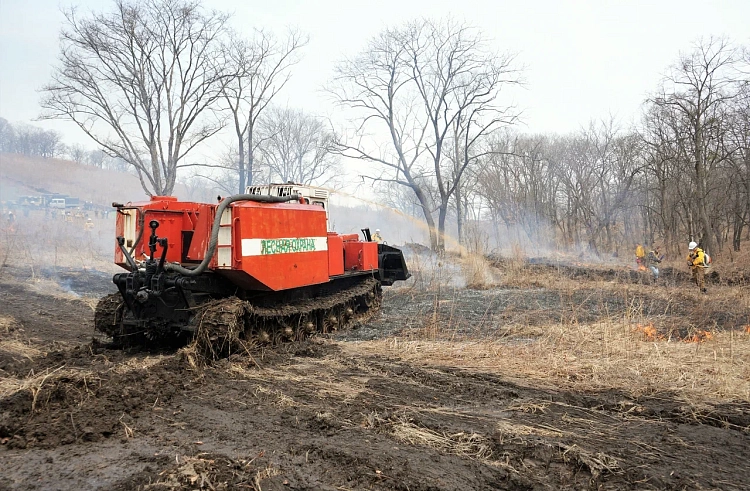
[241,237,328,256]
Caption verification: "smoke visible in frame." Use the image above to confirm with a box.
[57,278,81,298]
[0,209,118,272]
[328,201,429,246]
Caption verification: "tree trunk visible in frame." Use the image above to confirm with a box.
[732,213,743,252]
[694,124,714,253]
[241,123,253,193]
[237,129,245,194]
[410,185,437,250]
[437,200,448,252]
[456,185,463,247]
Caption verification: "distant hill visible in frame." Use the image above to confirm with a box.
[0,152,429,246]
[0,153,150,206]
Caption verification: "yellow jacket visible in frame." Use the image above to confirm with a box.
[687,247,705,267]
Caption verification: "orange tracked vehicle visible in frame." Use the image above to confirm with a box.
[94,184,410,347]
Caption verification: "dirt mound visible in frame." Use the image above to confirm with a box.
[400,242,431,254]
[0,350,186,449]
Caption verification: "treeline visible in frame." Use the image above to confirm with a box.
[0,118,61,158]
[469,40,750,257]
[0,117,129,171]
[332,29,750,256]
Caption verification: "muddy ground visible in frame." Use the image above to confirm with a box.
[1,263,749,490]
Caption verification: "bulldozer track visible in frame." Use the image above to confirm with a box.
[94,277,382,358]
[94,293,124,340]
[191,277,382,359]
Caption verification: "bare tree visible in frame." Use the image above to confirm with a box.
[406,19,520,250]
[0,118,13,152]
[222,29,306,193]
[186,145,270,197]
[722,51,750,250]
[40,0,231,196]
[647,37,736,254]
[330,19,520,251]
[377,180,426,219]
[331,26,438,249]
[256,106,339,185]
[12,124,40,156]
[37,130,61,158]
[69,143,87,165]
[477,133,561,249]
[179,172,222,202]
[87,149,108,168]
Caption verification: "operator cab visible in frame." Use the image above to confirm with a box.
[246,183,330,229]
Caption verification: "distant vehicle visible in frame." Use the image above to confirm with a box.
[63,197,80,208]
[47,196,80,209]
[18,196,43,207]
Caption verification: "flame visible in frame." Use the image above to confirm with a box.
[683,330,713,343]
[637,265,647,272]
[633,323,715,343]
[633,323,664,341]
[744,325,750,334]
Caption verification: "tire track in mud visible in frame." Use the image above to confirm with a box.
[315,355,750,491]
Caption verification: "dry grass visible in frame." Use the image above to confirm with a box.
[0,353,167,402]
[252,385,298,408]
[363,410,493,460]
[0,365,93,412]
[221,355,373,405]
[0,216,117,274]
[110,354,170,374]
[391,417,493,459]
[501,259,750,309]
[459,253,500,289]
[0,314,20,333]
[403,248,505,292]
[342,320,750,404]
[0,338,44,361]
[495,420,563,440]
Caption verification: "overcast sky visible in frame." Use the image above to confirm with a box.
[1,0,748,150]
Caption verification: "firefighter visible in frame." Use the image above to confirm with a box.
[686,241,707,293]
[372,229,383,243]
[84,218,95,231]
[635,243,646,269]
[6,210,15,232]
[646,245,664,280]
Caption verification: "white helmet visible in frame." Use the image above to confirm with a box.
[688,241,698,250]
[375,229,380,233]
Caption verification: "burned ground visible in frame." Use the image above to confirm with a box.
[0,261,749,490]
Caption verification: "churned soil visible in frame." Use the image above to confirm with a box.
[1,264,749,490]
